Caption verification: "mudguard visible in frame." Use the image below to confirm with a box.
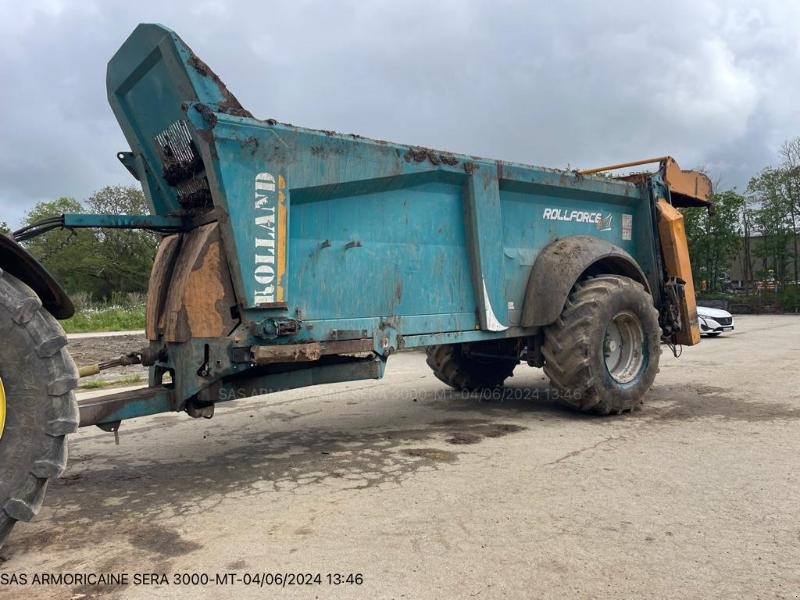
[520,236,650,327]
[0,235,74,319]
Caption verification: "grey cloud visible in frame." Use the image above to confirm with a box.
[1,0,798,226]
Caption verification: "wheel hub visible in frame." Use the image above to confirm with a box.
[0,376,5,440]
[604,311,645,384]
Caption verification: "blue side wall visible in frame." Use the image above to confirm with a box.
[290,177,475,321]
[108,23,657,349]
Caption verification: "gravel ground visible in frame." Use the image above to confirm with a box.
[0,315,798,599]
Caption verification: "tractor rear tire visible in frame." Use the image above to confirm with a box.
[542,275,661,415]
[0,270,79,549]
[426,341,518,391]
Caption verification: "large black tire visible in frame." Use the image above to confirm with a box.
[0,270,79,549]
[542,275,660,415]
[426,340,518,391]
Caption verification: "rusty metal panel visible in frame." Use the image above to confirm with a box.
[251,343,322,364]
[162,222,238,342]
[662,157,712,207]
[146,234,181,340]
[250,338,373,365]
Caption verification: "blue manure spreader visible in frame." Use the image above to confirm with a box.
[0,24,711,546]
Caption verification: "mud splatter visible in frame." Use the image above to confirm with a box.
[402,448,458,463]
[647,385,800,423]
[128,525,202,557]
[445,433,482,445]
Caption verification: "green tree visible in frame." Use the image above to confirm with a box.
[21,197,96,295]
[747,164,796,283]
[82,186,158,299]
[21,186,158,300]
[683,190,745,292]
[778,139,800,283]
[746,139,800,284]
[0,222,9,236]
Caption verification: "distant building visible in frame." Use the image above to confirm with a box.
[727,234,797,288]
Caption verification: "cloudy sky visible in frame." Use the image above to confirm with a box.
[1,0,798,227]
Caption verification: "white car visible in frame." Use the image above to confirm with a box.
[697,306,735,337]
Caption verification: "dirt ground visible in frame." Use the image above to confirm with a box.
[66,333,148,387]
[1,315,799,599]
[66,333,147,366]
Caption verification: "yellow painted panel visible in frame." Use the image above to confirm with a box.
[277,175,287,302]
[0,376,6,440]
[656,199,701,345]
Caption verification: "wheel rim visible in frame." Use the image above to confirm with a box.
[0,376,5,440]
[604,311,645,384]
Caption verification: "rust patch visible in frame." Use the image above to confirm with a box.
[463,161,478,174]
[187,52,253,119]
[184,239,228,336]
[404,146,459,166]
[146,235,181,340]
[252,343,322,364]
[194,102,218,127]
[162,223,238,342]
[195,127,215,146]
[309,145,346,158]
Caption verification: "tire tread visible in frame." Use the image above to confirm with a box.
[426,343,517,391]
[542,275,660,415]
[0,270,78,549]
